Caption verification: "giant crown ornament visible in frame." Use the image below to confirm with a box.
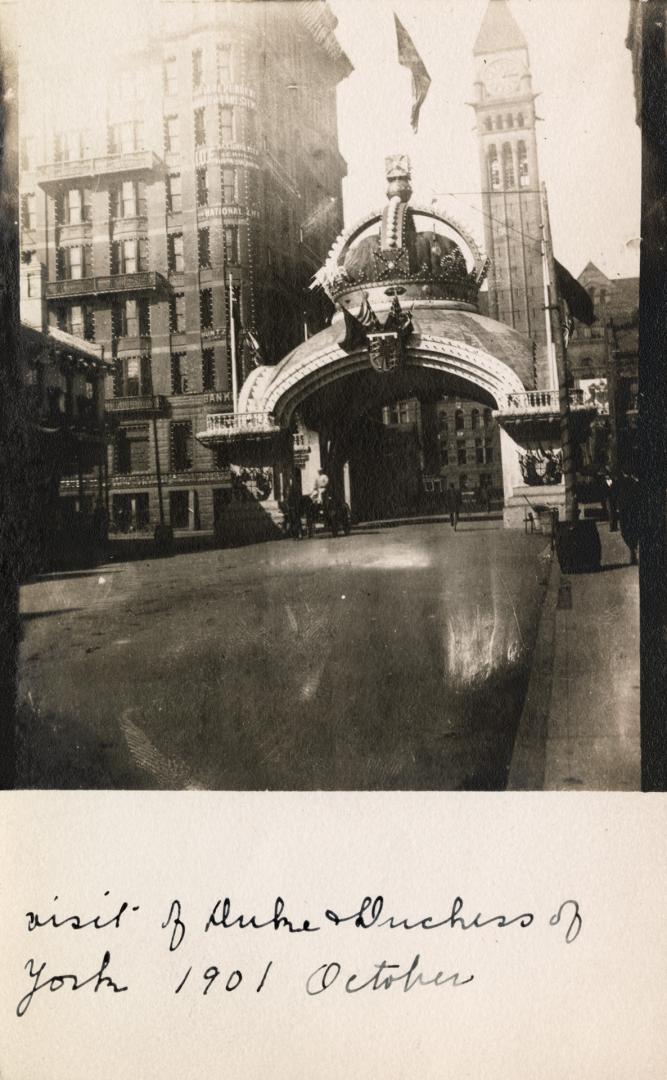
[311,155,489,313]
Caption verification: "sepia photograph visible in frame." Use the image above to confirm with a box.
[2,0,653,792]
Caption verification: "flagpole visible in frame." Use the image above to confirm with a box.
[228,271,238,413]
[541,182,576,524]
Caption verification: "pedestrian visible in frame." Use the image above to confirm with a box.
[617,472,640,565]
[310,468,330,506]
[286,481,303,540]
[601,468,619,531]
[445,484,461,531]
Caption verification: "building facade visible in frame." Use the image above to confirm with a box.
[19,0,351,533]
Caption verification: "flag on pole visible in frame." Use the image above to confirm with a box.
[241,328,264,367]
[394,13,431,133]
[554,260,595,326]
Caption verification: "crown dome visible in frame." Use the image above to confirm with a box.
[313,155,488,313]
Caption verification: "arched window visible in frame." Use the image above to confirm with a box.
[518,141,529,187]
[471,408,480,430]
[506,113,514,128]
[488,146,501,190]
[502,143,515,188]
[455,408,465,433]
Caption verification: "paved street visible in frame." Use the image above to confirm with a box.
[17,521,550,790]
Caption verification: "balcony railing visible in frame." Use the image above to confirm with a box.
[46,271,168,299]
[36,150,163,185]
[199,411,280,439]
[496,389,593,415]
[105,395,168,415]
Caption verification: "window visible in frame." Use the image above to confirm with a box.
[114,357,150,398]
[166,173,181,213]
[194,107,206,147]
[221,167,236,204]
[246,170,258,204]
[164,56,177,96]
[438,413,448,435]
[245,109,256,144]
[471,408,480,430]
[483,408,493,428]
[198,227,211,268]
[488,146,501,190]
[115,422,149,472]
[506,113,514,128]
[170,490,190,528]
[484,440,494,464]
[59,303,93,340]
[21,193,37,231]
[120,297,150,337]
[458,447,467,466]
[502,143,515,188]
[108,121,136,155]
[216,43,232,83]
[168,233,184,272]
[440,447,449,466]
[192,48,203,88]
[518,141,529,187]
[219,105,234,142]
[200,288,213,329]
[484,117,492,131]
[455,408,465,433]
[202,348,215,391]
[495,115,503,130]
[475,438,484,465]
[171,421,193,471]
[225,225,239,264]
[170,292,186,333]
[196,166,208,207]
[120,180,137,218]
[517,112,524,127]
[171,352,188,394]
[65,245,84,279]
[122,238,137,274]
[111,301,127,339]
[112,237,149,274]
[164,115,179,154]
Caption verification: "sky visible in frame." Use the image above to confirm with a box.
[15,0,641,281]
[330,0,641,280]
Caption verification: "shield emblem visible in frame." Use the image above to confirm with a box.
[368,331,399,373]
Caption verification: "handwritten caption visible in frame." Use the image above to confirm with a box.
[17,893,582,1017]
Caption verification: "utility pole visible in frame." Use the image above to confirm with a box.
[541,182,576,524]
[228,272,238,413]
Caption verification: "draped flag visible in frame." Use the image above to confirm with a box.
[394,13,431,133]
[555,260,596,326]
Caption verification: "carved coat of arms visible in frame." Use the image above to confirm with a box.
[367,331,400,372]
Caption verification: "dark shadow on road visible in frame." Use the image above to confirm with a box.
[600,561,635,572]
[20,608,84,622]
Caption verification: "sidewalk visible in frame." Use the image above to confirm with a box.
[508,523,640,790]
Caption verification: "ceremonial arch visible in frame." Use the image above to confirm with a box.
[197,157,574,536]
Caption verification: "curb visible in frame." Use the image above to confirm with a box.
[506,550,560,790]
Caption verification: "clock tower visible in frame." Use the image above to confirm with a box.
[473,0,551,389]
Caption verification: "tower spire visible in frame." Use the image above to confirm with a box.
[473,0,527,56]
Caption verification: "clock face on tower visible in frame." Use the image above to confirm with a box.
[484,56,524,99]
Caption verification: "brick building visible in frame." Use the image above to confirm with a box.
[19,0,351,533]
